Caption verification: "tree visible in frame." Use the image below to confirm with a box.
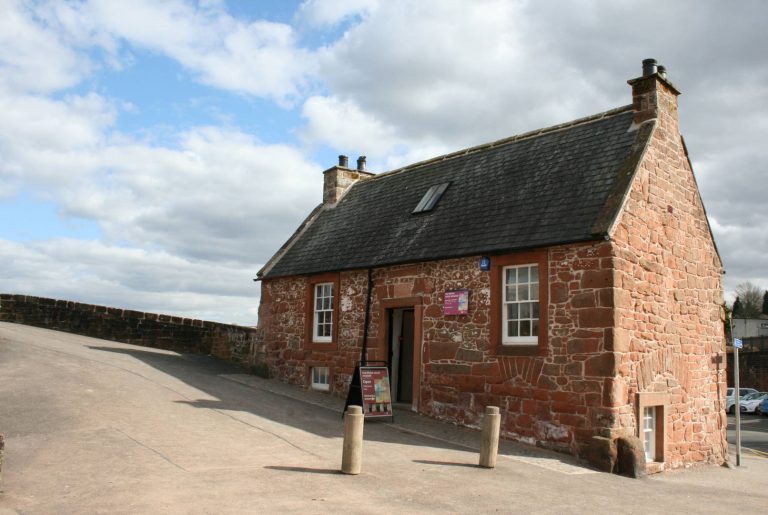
[724,302,733,340]
[734,282,763,318]
[732,297,743,319]
[763,290,768,317]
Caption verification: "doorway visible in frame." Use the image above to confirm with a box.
[389,308,415,404]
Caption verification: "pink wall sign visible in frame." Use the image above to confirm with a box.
[444,289,470,315]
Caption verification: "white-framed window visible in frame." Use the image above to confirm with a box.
[642,406,656,462]
[311,366,330,391]
[502,264,539,345]
[636,393,666,466]
[313,282,334,342]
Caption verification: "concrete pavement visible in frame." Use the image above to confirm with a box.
[1,322,766,514]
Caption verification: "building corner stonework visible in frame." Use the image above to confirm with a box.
[608,94,727,468]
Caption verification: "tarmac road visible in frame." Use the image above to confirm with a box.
[1,322,767,514]
[728,413,768,456]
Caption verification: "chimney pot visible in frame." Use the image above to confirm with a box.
[642,58,658,77]
[324,156,373,204]
[629,58,680,126]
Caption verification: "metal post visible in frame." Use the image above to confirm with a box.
[731,316,741,466]
[734,346,741,466]
[360,268,373,366]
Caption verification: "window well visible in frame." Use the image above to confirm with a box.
[413,182,450,213]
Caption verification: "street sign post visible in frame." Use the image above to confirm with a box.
[731,323,741,466]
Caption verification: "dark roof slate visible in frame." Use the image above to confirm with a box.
[264,106,648,278]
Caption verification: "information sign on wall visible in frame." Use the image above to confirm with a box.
[444,289,470,315]
[359,366,393,418]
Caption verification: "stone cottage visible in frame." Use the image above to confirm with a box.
[254,59,727,471]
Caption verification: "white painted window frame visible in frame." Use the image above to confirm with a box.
[313,282,334,343]
[642,406,656,462]
[501,263,539,345]
[311,366,330,391]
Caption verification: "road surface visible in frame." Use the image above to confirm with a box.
[1,322,766,514]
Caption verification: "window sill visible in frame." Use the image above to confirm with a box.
[306,340,338,351]
[494,344,545,357]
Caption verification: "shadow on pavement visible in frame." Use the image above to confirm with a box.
[412,459,479,468]
[85,344,591,469]
[263,466,342,475]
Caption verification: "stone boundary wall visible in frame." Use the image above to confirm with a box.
[0,294,259,368]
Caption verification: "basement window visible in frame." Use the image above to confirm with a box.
[413,183,450,213]
[311,367,330,391]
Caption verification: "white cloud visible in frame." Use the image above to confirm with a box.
[300,95,398,154]
[0,88,116,199]
[48,0,317,103]
[297,0,378,27]
[311,0,616,152]
[300,95,453,171]
[0,238,259,325]
[0,0,91,93]
[87,127,321,263]
[708,218,768,301]
[0,0,326,323]
[1,0,767,324]
[0,0,316,103]
[0,90,322,264]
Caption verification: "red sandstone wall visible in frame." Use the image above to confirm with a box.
[610,83,727,467]
[256,273,369,391]
[257,241,623,456]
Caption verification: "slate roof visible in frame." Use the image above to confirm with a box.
[262,105,651,279]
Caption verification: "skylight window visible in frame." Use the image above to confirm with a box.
[413,183,450,213]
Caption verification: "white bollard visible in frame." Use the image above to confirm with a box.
[342,405,364,474]
[479,406,501,468]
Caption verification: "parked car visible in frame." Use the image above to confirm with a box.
[739,392,768,414]
[726,387,759,414]
[757,398,768,416]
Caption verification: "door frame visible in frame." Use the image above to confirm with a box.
[379,296,423,412]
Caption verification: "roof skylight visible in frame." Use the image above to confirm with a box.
[413,183,450,213]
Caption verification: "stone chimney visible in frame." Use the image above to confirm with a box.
[627,58,681,132]
[323,155,374,204]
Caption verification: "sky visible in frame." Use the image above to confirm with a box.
[0,0,766,326]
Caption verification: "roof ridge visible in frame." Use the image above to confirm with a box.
[373,104,634,179]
